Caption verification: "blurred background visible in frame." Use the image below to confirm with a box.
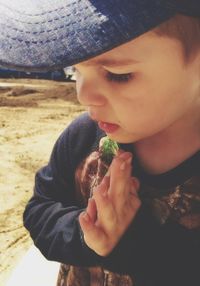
[0,66,76,81]
[0,66,85,285]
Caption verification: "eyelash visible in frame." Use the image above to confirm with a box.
[73,66,133,84]
[106,71,133,83]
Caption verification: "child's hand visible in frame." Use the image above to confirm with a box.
[79,152,141,256]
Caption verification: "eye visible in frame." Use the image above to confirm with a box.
[106,71,133,83]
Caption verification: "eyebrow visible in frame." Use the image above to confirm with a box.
[81,58,139,67]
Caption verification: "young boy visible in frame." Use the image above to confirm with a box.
[0,1,199,285]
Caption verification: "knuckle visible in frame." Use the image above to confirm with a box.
[134,198,142,210]
[118,151,132,160]
[129,197,141,211]
[135,198,142,208]
[131,177,140,190]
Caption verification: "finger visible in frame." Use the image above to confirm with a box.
[127,179,141,212]
[99,175,110,195]
[116,148,125,156]
[128,195,141,213]
[109,152,133,201]
[93,181,117,232]
[79,211,93,228]
[129,177,140,196]
[86,198,97,224]
[105,148,125,177]
[115,176,140,216]
[93,174,110,198]
[79,212,108,255]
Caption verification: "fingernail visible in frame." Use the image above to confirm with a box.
[126,156,132,165]
[117,149,124,156]
[119,152,132,162]
[120,155,132,170]
[119,152,129,159]
[120,161,126,170]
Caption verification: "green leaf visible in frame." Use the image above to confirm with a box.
[100,136,119,164]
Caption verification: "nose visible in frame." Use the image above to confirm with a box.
[76,74,106,107]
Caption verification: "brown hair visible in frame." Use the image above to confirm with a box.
[154,14,200,62]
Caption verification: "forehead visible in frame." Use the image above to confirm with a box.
[77,30,160,67]
[76,30,184,68]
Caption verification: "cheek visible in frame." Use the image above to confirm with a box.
[115,84,186,136]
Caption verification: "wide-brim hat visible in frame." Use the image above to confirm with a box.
[0,0,199,71]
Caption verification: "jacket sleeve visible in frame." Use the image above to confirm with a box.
[23,113,103,266]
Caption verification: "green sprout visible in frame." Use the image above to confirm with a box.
[100,136,119,164]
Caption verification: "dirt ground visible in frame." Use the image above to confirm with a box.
[0,78,85,285]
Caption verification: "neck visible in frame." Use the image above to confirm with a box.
[134,110,200,175]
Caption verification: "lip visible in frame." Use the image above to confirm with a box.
[98,121,119,133]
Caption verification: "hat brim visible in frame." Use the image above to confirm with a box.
[0,0,178,71]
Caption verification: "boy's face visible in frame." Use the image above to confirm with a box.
[75,30,200,144]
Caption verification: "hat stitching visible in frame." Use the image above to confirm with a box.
[0,2,70,17]
[6,33,58,44]
[2,13,67,25]
[2,7,100,35]
[0,1,89,17]
[3,15,89,37]
[7,25,65,35]
[1,6,93,26]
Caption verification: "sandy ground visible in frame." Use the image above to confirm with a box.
[0,78,85,285]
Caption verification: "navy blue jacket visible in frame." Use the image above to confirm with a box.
[23,113,200,286]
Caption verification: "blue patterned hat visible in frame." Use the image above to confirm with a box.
[0,0,199,71]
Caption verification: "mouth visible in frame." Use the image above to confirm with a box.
[98,121,119,133]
